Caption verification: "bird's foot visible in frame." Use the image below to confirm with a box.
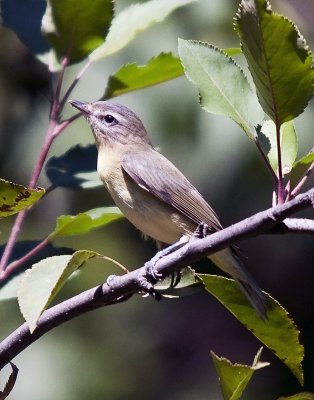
[137,273,162,301]
[192,222,209,239]
[144,236,188,281]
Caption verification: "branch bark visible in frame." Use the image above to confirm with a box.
[0,188,313,370]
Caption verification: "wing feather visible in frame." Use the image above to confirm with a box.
[121,149,222,232]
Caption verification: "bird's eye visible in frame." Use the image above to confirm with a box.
[101,114,117,125]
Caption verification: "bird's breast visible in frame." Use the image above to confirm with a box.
[97,146,194,244]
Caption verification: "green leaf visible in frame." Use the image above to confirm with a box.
[178,39,264,140]
[89,0,196,61]
[45,145,102,189]
[235,0,314,125]
[290,152,314,190]
[0,179,45,217]
[259,120,298,175]
[278,393,314,400]
[18,251,101,332]
[223,48,242,57]
[199,274,304,384]
[104,53,184,99]
[211,347,269,400]
[51,207,123,238]
[42,0,114,65]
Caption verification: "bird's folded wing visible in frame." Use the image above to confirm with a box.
[121,149,222,232]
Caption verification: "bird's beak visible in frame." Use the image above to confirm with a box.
[69,99,91,115]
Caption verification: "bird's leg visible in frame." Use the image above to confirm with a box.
[166,224,208,287]
[144,236,189,281]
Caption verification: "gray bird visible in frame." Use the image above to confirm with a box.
[70,100,268,318]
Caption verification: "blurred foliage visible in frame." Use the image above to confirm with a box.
[0,0,314,399]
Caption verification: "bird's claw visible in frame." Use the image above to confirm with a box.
[144,252,164,281]
[192,222,209,239]
[137,273,162,301]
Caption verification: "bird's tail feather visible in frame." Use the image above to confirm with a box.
[235,278,269,319]
[209,248,269,319]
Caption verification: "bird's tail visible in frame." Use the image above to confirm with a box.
[209,248,269,319]
[235,277,269,319]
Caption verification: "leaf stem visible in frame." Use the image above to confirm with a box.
[275,120,284,204]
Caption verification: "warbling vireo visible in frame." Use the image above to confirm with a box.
[69,100,267,317]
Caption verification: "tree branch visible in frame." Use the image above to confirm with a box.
[273,218,314,234]
[0,188,313,370]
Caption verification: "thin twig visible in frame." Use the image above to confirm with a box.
[0,82,76,274]
[0,120,58,273]
[50,58,69,120]
[59,59,93,110]
[0,187,313,369]
[291,161,314,198]
[0,237,52,281]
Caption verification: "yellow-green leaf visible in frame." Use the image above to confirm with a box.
[199,274,304,384]
[18,250,101,332]
[211,347,269,400]
[104,53,184,99]
[51,207,123,238]
[0,179,45,217]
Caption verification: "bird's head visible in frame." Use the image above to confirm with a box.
[69,100,151,147]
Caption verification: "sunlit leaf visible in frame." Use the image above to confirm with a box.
[90,0,196,61]
[42,0,114,65]
[104,53,184,99]
[178,39,264,140]
[200,274,304,384]
[51,207,123,238]
[235,0,314,124]
[0,179,45,217]
[259,120,298,175]
[211,347,269,400]
[45,144,101,189]
[18,250,101,332]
